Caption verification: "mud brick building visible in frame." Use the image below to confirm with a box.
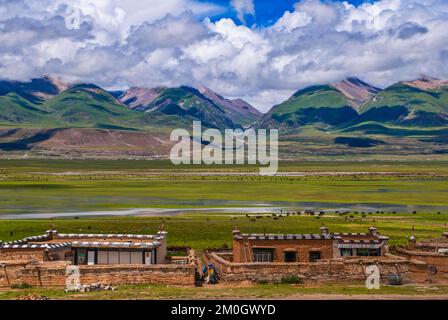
[205,226,431,284]
[408,232,448,254]
[232,226,389,263]
[0,228,198,288]
[0,228,168,265]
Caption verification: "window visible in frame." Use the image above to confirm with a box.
[340,248,353,257]
[108,251,119,264]
[98,251,108,264]
[119,251,131,264]
[356,248,381,256]
[76,249,87,265]
[284,252,297,262]
[253,249,274,262]
[131,251,143,264]
[309,251,321,262]
[97,250,144,265]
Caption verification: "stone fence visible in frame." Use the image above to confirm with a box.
[394,247,448,274]
[0,249,44,262]
[0,260,196,288]
[206,250,428,284]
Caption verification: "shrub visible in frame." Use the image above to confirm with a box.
[280,275,302,284]
[11,283,32,289]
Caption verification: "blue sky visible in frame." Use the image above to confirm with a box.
[201,0,377,26]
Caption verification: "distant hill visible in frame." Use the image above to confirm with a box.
[259,77,379,129]
[118,87,165,111]
[196,86,262,127]
[359,77,448,126]
[254,76,448,157]
[0,92,50,125]
[259,76,448,129]
[40,83,149,129]
[1,75,448,157]
[0,78,260,130]
[0,77,67,127]
[118,85,261,129]
[332,77,381,111]
[0,76,68,103]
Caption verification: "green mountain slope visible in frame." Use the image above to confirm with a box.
[360,82,448,125]
[259,85,358,128]
[0,81,188,130]
[0,77,66,104]
[0,77,70,127]
[142,86,239,129]
[119,86,258,128]
[361,82,448,114]
[41,84,142,128]
[260,76,448,131]
[275,85,349,113]
[0,92,52,126]
[2,75,448,157]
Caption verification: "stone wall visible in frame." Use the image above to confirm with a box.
[207,251,427,284]
[0,249,45,261]
[78,264,195,286]
[0,261,195,288]
[394,247,448,274]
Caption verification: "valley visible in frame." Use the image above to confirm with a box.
[1,75,448,158]
[0,159,447,215]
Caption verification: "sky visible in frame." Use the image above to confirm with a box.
[1,0,448,112]
[202,0,376,26]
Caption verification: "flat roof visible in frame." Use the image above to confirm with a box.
[0,242,71,250]
[71,241,160,249]
[0,230,167,250]
[234,234,336,240]
[233,228,389,241]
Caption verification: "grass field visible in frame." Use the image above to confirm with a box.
[0,159,447,247]
[1,176,448,213]
[2,283,448,300]
[0,212,446,249]
[0,160,448,214]
[0,159,447,299]
[1,159,448,173]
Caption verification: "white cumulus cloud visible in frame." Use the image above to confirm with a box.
[230,0,255,24]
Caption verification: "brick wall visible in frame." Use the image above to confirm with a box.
[233,239,335,263]
[0,261,195,288]
[207,251,427,284]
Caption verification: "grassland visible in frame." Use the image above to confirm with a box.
[0,159,446,239]
[2,283,448,300]
[1,211,447,249]
[0,160,448,214]
[1,176,447,212]
[2,159,448,173]
[0,159,447,299]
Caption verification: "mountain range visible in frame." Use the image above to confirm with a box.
[259,76,448,129]
[1,75,447,157]
[0,76,262,131]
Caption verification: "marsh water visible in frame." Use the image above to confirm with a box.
[1,200,447,219]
